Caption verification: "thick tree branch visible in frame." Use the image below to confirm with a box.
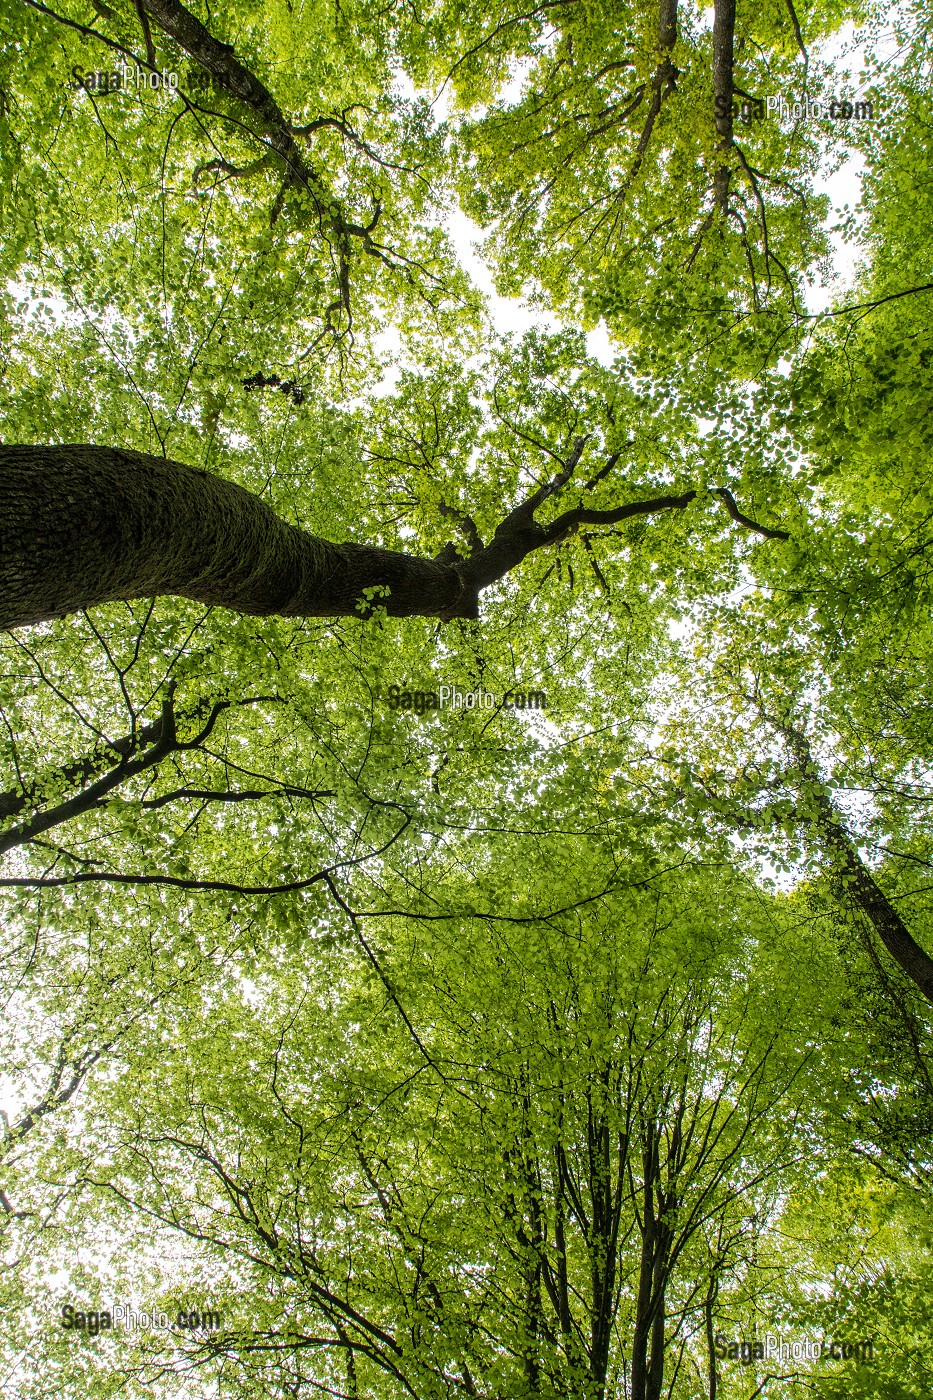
[0,445,471,627]
[435,502,485,562]
[137,0,320,187]
[134,0,413,311]
[0,443,785,634]
[456,437,697,599]
[0,683,182,854]
[0,715,165,821]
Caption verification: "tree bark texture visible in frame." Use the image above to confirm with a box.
[0,444,471,628]
[772,713,933,1007]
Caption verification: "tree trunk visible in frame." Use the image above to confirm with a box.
[0,444,473,629]
[820,821,933,1005]
[769,712,933,1007]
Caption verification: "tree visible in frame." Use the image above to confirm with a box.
[4,834,848,1400]
[1,0,829,632]
[3,0,933,1394]
[0,439,770,631]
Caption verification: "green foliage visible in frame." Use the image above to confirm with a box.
[2,0,933,1394]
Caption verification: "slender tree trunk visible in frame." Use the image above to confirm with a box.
[630,1225,655,1400]
[0,444,472,628]
[704,1279,718,1400]
[630,1130,658,1400]
[588,1089,621,1400]
[711,0,736,209]
[630,1119,673,1400]
[769,712,933,1006]
[821,822,933,1004]
[645,1236,669,1400]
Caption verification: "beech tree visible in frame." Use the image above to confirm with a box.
[2,0,933,1396]
[0,440,774,630]
[0,0,819,631]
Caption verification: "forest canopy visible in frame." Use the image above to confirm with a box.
[1,0,933,1396]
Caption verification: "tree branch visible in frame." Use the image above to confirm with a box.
[710,487,790,540]
[0,683,183,855]
[134,0,157,67]
[135,0,417,309]
[0,714,165,821]
[25,0,403,329]
[784,0,808,78]
[604,0,679,218]
[140,784,334,810]
[0,444,788,633]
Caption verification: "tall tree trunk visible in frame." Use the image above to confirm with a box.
[630,1121,672,1400]
[0,444,470,628]
[711,0,736,210]
[704,1278,719,1400]
[630,1224,655,1400]
[630,1129,657,1400]
[588,1088,621,1400]
[1,443,703,631]
[645,1234,669,1400]
[766,710,933,1006]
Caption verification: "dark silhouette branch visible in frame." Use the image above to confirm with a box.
[0,714,165,822]
[0,694,282,824]
[0,691,275,855]
[784,0,809,78]
[22,0,144,66]
[711,487,790,540]
[134,0,157,67]
[0,868,331,894]
[584,452,621,491]
[802,283,933,320]
[0,684,183,855]
[140,784,334,810]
